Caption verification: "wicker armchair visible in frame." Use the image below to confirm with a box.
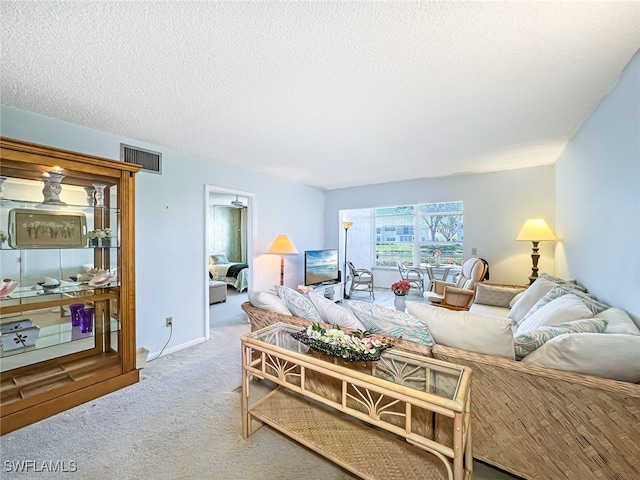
[347,261,375,299]
[397,261,425,294]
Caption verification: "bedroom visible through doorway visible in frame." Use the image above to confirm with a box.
[205,186,254,334]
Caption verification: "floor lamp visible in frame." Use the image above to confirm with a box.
[266,234,298,286]
[343,221,353,298]
[516,218,556,285]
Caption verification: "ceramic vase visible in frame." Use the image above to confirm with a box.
[92,183,107,207]
[84,186,96,206]
[41,171,67,205]
[394,294,406,311]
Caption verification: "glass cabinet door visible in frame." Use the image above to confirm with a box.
[0,167,121,371]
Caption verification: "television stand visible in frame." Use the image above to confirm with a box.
[312,282,343,303]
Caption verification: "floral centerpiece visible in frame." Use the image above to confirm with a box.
[432,249,442,265]
[391,279,411,296]
[291,323,394,362]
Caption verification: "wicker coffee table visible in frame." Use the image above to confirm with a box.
[241,323,472,480]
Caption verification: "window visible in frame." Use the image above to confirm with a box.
[374,202,463,267]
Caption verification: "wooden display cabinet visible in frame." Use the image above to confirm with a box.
[0,137,141,434]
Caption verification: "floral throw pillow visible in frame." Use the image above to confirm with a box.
[514,317,608,359]
[347,300,434,347]
[275,285,322,321]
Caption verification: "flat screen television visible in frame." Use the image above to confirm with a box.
[304,249,339,286]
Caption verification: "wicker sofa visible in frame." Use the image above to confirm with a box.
[241,301,640,480]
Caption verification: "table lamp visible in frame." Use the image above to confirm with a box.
[516,218,556,285]
[266,234,298,285]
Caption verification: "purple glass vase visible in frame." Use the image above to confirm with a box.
[79,307,94,333]
[69,303,85,327]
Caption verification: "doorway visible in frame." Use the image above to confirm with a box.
[204,186,255,337]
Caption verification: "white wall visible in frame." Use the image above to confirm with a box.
[1,105,325,355]
[555,50,640,322]
[325,166,555,287]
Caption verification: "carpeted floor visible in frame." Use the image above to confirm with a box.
[1,287,519,479]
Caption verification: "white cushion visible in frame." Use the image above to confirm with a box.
[275,285,322,321]
[308,292,366,331]
[406,301,514,359]
[348,300,434,347]
[515,294,593,336]
[469,303,510,317]
[596,308,640,335]
[509,291,525,308]
[247,290,291,315]
[507,278,558,324]
[209,253,229,265]
[522,333,640,383]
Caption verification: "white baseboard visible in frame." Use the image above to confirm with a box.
[145,336,207,361]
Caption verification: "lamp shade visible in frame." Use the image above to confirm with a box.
[266,234,298,255]
[516,219,557,241]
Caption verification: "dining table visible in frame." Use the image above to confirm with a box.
[419,264,461,290]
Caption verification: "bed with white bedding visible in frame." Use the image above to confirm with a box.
[208,253,249,292]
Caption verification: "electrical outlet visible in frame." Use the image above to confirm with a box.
[165,316,173,327]
[471,247,477,256]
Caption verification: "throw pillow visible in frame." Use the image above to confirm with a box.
[509,291,525,308]
[247,290,291,315]
[406,301,515,359]
[348,300,434,347]
[209,253,229,265]
[474,284,526,308]
[595,308,640,335]
[537,273,586,291]
[507,277,559,324]
[308,292,366,331]
[275,285,322,321]
[514,318,608,359]
[520,285,609,325]
[522,333,640,383]
[515,294,593,336]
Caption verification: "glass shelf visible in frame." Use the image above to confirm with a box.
[0,243,119,251]
[0,197,119,214]
[0,282,119,303]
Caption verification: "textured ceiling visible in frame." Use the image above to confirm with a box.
[1,1,639,190]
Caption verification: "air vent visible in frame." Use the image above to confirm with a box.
[120,144,162,174]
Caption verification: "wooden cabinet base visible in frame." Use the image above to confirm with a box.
[1,361,139,435]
